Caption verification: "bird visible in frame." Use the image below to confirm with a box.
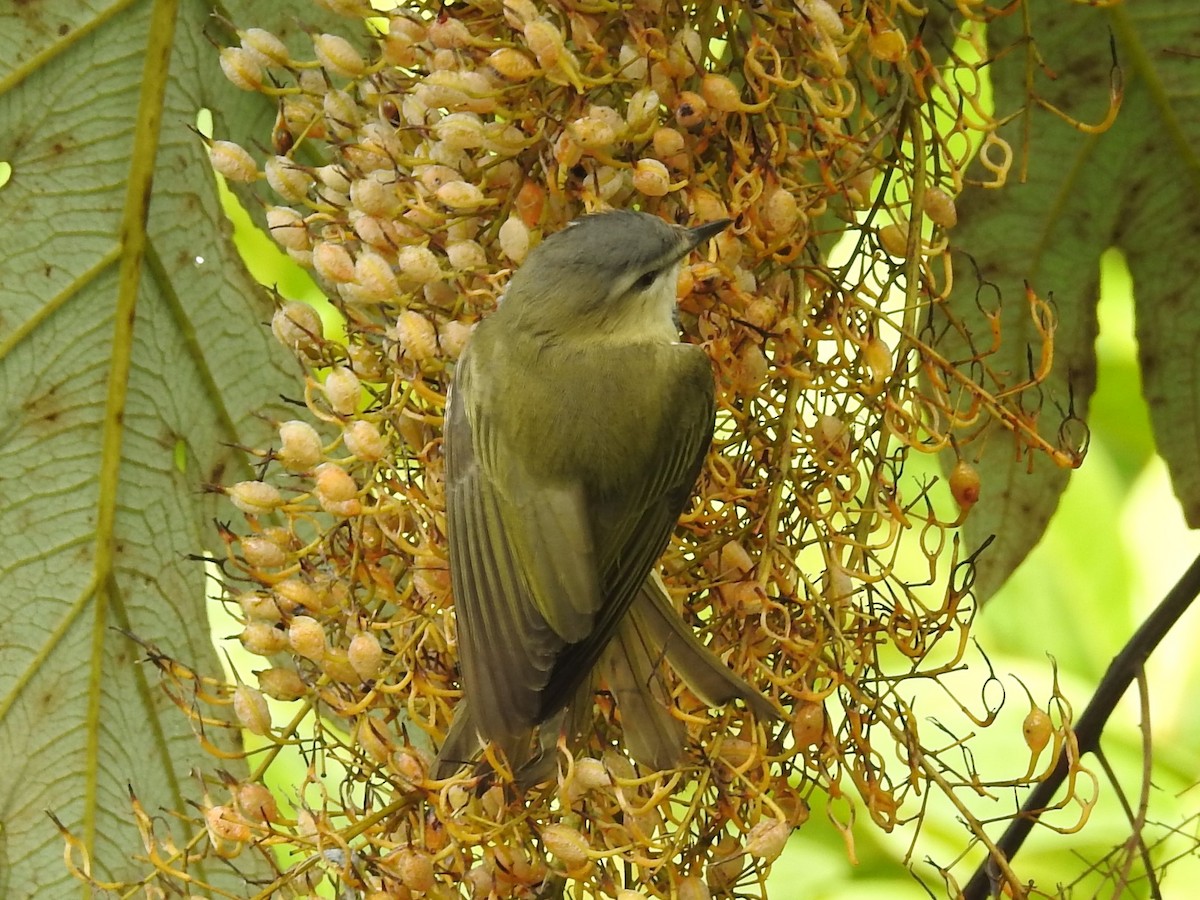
[434,210,777,784]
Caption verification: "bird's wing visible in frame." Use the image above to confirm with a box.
[444,356,604,748]
[537,348,716,718]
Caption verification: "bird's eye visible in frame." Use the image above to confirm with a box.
[634,270,658,290]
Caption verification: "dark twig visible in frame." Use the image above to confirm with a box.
[963,551,1200,899]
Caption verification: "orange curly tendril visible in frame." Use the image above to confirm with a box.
[69,1,1122,898]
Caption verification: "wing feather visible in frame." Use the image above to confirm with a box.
[537,347,715,717]
[446,373,555,744]
[444,353,605,752]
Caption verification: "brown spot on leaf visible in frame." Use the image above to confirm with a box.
[22,383,62,427]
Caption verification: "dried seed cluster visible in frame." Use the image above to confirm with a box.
[109,1,1098,897]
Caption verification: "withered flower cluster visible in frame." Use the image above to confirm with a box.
[111,1,1093,897]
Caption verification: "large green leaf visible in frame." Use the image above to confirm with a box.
[941,1,1197,600]
[0,1,315,894]
[1113,2,1200,524]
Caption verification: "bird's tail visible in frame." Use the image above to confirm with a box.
[600,572,780,771]
[434,571,778,783]
[630,571,780,722]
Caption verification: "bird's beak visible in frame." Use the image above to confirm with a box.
[686,218,732,249]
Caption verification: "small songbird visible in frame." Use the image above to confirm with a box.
[435,210,777,783]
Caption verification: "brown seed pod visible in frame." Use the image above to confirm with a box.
[204,804,250,854]
[352,249,400,303]
[312,240,356,284]
[233,782,280,824]
[861,336,894,395]
[514,179,546,228]
[923,185,958,229]
[233,684,272,736]
[314,462,361,516]
[313,33,367,78]
[287,615,327,662]
[347,631,385,680]
[428,15,473,49]
[228,481,283,516]
[687,186,728,222]
[265,208,311,253]
[264,156,311,203]
[699,73,768,114]
[322,366,361,417]
[273,577,320,614]
[240,536,287,570]
[321,647,361,684]
[678,876,712,900]
[238,591,283,623]
[553,130,584,170]
[878,222,909,258]
[256,666,307,702]
[1023,706,1052,756]
[486,47,537,82]
[791,701,825,748]
[949,459,981,510]
[523,18,565,69]
[632,158,671,197]
[350,173,402,218]
[389,847,436,893]
[542,823,591,869]
[239,621,288,657]
[208,140,258,183]
[356,714,394,763]
[761,185,800,235]
[744,818,790,862]
[219,46,263,92]
[343,420,388,462]
[277,420,323,472]
[705,836,744,893]
[673,91,709,130]
[382,16,426,67]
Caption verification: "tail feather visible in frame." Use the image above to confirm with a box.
[633,572,780,721]
[434,572,778,783]
[601,614,688,770]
